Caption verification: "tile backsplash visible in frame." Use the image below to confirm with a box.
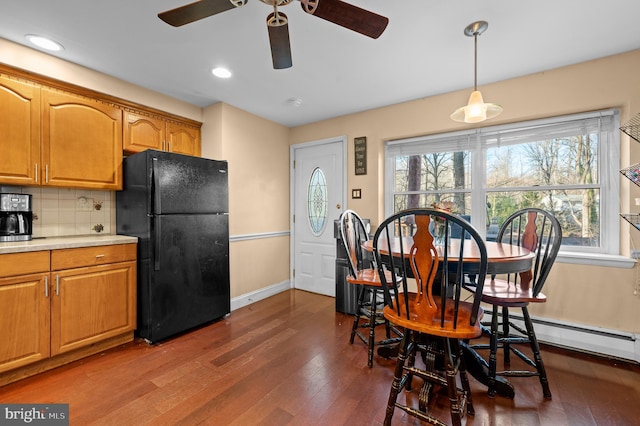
[0,186,116,238]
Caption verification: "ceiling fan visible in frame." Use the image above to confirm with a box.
[158,0,389,69]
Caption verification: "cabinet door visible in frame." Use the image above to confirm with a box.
[123,111,166,154]
[167,121,201,156]
[0,273,50,373]
[50,261,136,356]
[0,77,40,186]
[42,89,123,190]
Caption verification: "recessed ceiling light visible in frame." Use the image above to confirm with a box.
[211,67,232,79]
[25,34,64,52]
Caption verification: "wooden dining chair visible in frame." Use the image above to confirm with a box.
[373,208,488,426]
[339,210,402,368]
[466,208,562,399]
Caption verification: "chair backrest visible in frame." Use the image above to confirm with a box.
[339,209,371,278]
[373,208,488,330]
[495,208,562,296]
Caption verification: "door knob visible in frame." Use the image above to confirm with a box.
[336,203,341,209]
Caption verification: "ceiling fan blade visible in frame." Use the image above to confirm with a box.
[267,12,292,69]
[158,0,246,27]
[301,0,388,39]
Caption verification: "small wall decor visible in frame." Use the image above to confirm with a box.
[354,136,367,175]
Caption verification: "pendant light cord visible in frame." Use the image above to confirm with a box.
[473,32,478,92]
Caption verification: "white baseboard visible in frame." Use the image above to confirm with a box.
[504,313,639,363]
[230,280,292,311]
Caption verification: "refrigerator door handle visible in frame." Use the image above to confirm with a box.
[152,157,161,214]
[154,216,161,271]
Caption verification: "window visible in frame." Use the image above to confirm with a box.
[308,167,328,235]
[385,110,620,255]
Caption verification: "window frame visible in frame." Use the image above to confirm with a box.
[384,109,623,262]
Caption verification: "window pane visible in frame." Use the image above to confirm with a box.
[394,152,472,191]
[307,167,328,235]
[486,189,600,246]
[393,151,472,214]
[487,135,599,188]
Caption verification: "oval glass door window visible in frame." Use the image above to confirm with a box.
[308,167,328,235]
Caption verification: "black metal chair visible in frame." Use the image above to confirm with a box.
[373,208,488,426]
[339,210,402,368]
[465,208,562,399]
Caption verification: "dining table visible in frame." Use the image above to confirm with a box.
[362,236,535,398]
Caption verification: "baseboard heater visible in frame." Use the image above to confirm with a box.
[489,311,639,363]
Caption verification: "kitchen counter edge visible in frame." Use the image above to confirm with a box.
[0,235,138,254]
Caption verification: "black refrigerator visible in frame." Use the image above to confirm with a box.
[116,149,230,343]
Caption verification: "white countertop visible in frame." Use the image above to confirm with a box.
[0,234,138,254]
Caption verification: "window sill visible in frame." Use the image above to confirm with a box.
[557,251,636,268]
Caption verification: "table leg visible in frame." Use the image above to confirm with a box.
[460,341,515,399]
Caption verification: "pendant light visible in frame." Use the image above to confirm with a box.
[450,21,502,124]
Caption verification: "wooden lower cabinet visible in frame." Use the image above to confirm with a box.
[0,243,137,385]
[0,272,50,373]
[51,260,136,356]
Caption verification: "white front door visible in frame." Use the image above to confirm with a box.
[291,137,346,296]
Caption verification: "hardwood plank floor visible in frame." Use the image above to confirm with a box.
[1,289,639,425]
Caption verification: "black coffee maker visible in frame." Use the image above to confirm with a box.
[0,193,33,241]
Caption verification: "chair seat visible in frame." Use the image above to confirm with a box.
[480,278,547,305]
[383,293,483,340]
[346,268,399,287]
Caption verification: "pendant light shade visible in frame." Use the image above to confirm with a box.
[451,21,502,123]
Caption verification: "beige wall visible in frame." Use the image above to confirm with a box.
[289,49,640,335]
[202,103,290,298]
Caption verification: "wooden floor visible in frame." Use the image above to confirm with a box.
[2,289,640,425]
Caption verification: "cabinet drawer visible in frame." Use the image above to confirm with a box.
[0,251,50,278]
[51,244,136,270]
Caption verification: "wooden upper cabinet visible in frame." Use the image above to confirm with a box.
[123,111,166,153]
[124,111,201,157]
[0,77,40,186]
[167,121,201,157]
[42,89,123,190]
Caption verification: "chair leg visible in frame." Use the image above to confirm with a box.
[487,305,499,398]
[502,306,511,366]
[456,339,475,417]
[350,285,365,344]
[522,306,552,399]
[367,287,376,368]
[444,338,466,426]
[384,331,412,426]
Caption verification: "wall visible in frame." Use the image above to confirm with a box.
[202,103,291,300]
[289,50,640,352]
